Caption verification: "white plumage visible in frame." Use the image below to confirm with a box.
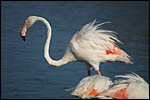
[71,73,149,99]
[69,19,132,75]
[98,73,149,99]
[71,75,113,99]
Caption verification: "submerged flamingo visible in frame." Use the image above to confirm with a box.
[20,16,132,76]
[72,73,149,99]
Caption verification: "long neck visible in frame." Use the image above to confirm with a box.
[37,17,69,66]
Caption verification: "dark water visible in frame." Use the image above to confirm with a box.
[1,1,149,99]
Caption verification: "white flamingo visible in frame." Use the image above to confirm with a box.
[71,75,113,99]
[20,16,132,76]
[98,73,149,99]
[71,73,149,99]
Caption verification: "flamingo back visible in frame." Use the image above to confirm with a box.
[70,20,132,64]
[71,75,113,99]
[99,73,149,99]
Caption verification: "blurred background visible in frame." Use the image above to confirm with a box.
[1,1,149,99]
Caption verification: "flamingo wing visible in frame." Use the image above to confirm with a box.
[99,73,149,99]
[114,73,149,99]
[71,75,113,99]
[70,20,131,63]
[72,20,121,52]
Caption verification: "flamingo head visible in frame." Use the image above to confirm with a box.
[20,16,38,41]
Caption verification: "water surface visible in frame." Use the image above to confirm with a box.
[1,1,149,99]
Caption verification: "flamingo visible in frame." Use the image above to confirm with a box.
[98,73,149,99]
[71,73,149,99]
[20,16,132,76]
[71,75,113,99]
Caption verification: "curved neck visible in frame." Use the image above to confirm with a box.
[37,17,69,66]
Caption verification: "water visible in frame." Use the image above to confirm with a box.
[1,1,149,99]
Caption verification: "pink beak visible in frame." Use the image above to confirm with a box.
[20,25,27,41]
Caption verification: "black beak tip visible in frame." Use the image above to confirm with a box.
[21,36,26,41]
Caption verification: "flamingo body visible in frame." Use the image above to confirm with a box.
[100,73,149,99]
[71,75,113,99]
[69,19,132,75]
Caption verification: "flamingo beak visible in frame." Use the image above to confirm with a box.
[21,36,26,41]
[20,25,27,41]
